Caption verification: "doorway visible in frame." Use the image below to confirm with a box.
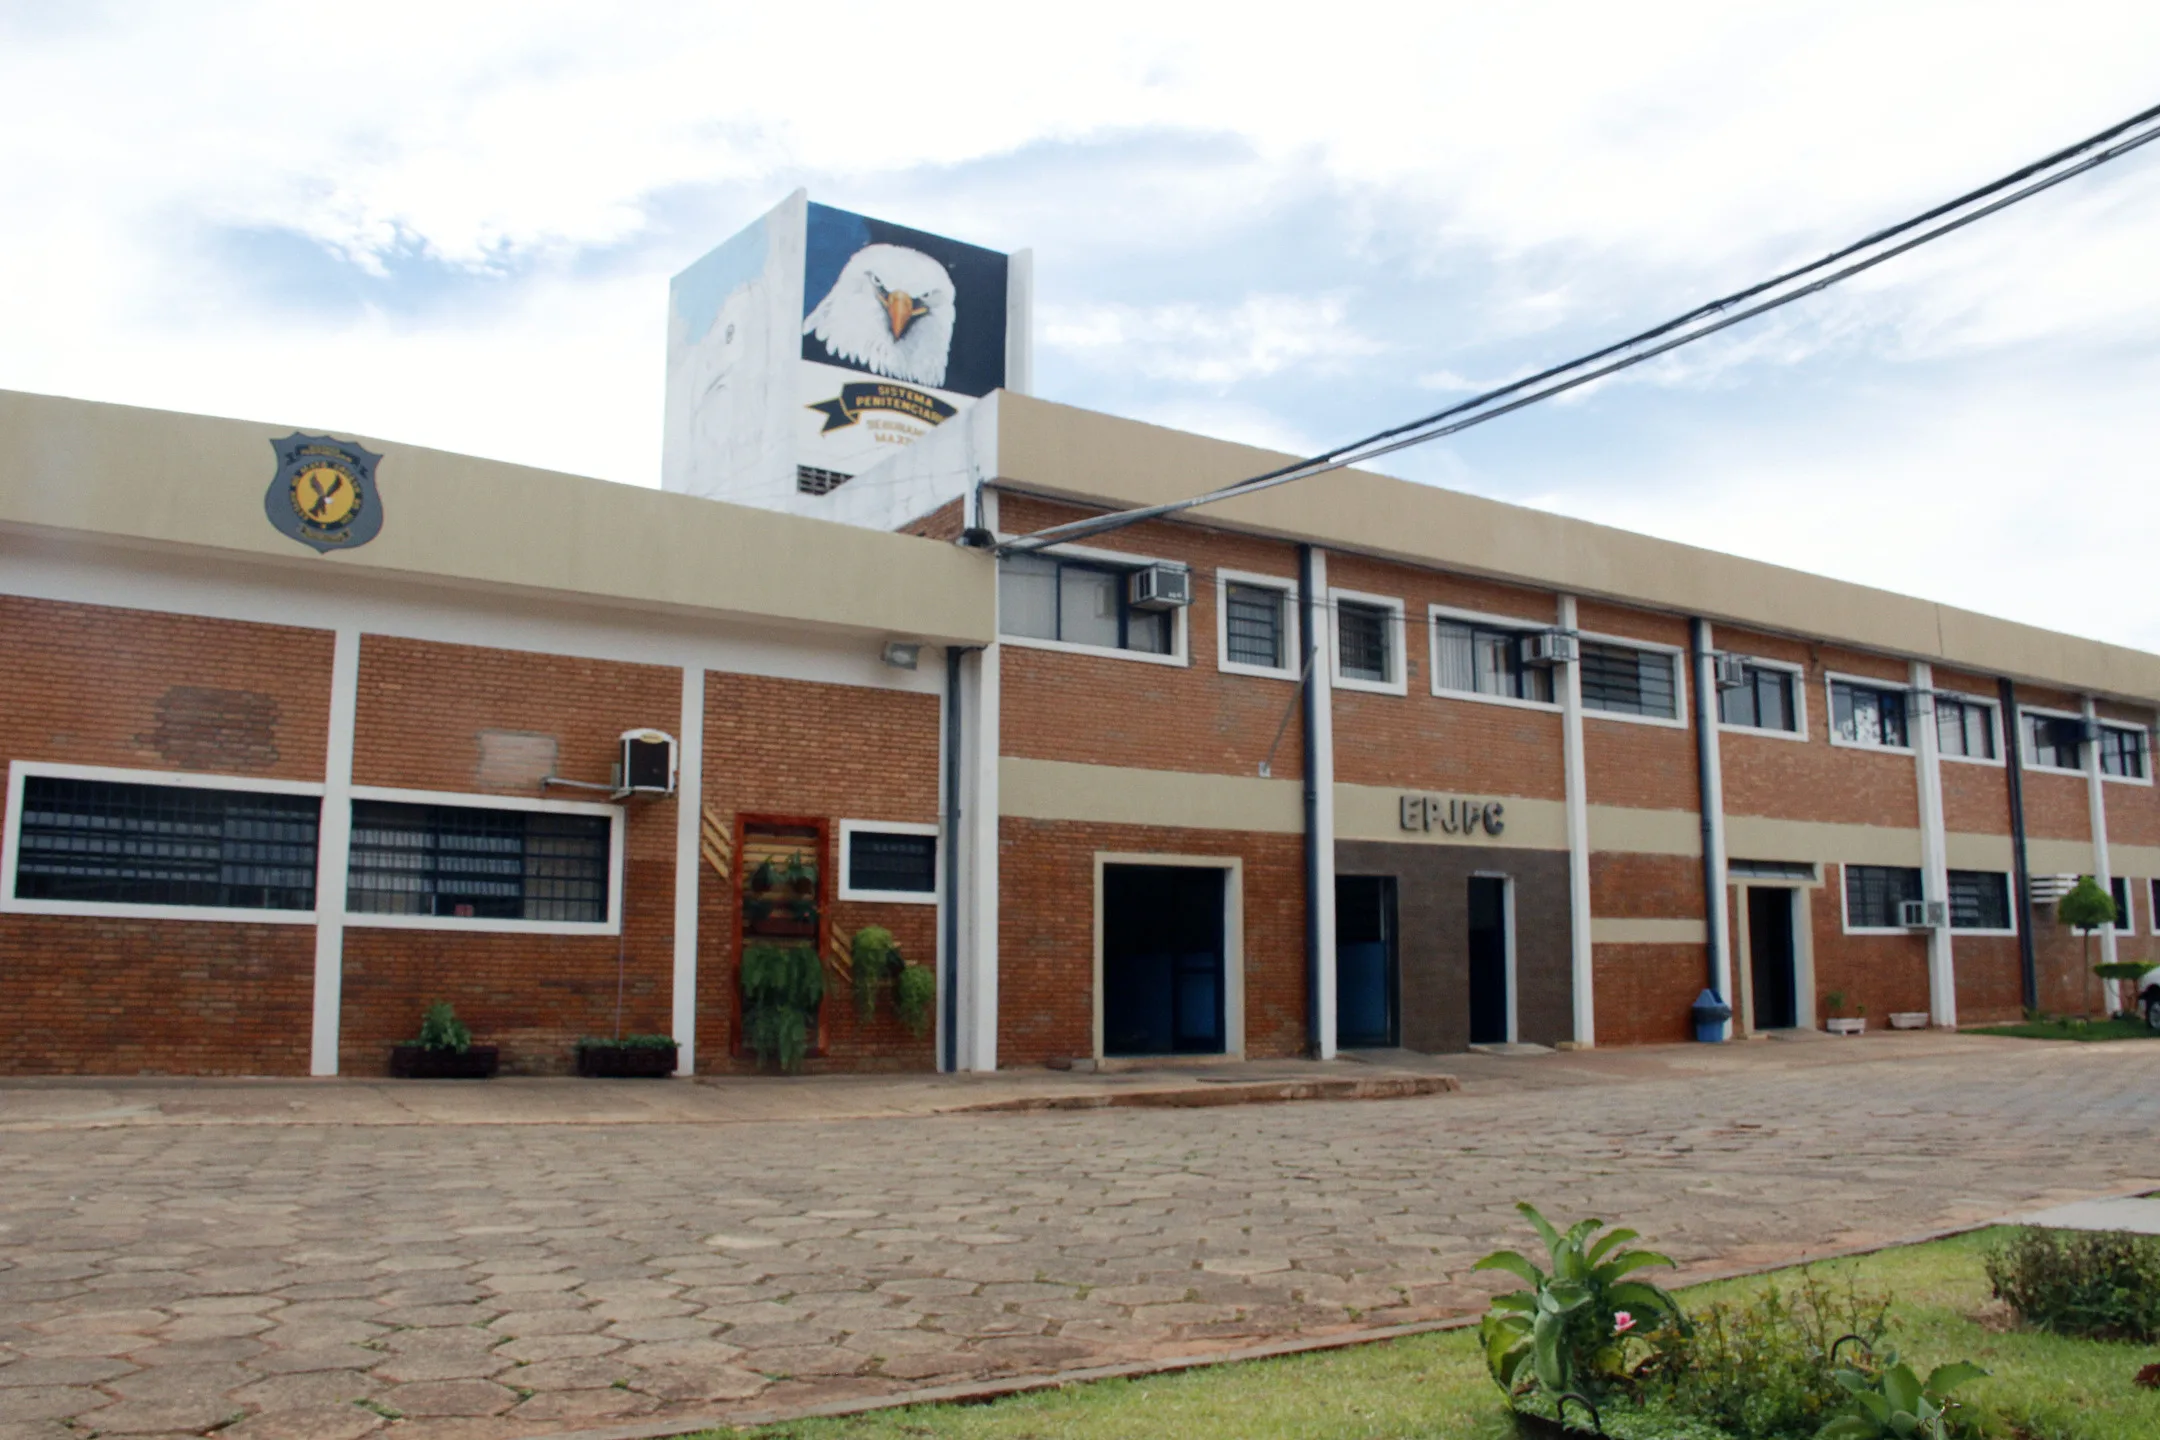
[1467,875,1512,1045]
[1335,875,1399,1048]
[1747,887,1798,1031]
[1102,864,1226,1056]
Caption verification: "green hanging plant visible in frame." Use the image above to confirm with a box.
[850,926,900,1023]
[741,941,823,1073]
[893,962,936,1039]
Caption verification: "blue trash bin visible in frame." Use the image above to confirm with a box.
[1690,988,1733,1043]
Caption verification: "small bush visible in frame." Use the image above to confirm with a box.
[415,1001,471,1053]
[1984,1226,2160,1341]
[574,1033,677,1050]
[1638,1269,1889,1439]
[893,962,936,1038]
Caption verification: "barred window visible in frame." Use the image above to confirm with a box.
[2100,725,2146,778]
[1719,665,1797,732]
[1947,870,2010,930]
[1336,601,1393,684]
[844,828,938,897]
[1433,620,1553,703]
[1935,697,1995,759]
[13,776,318,911]
[1832,681,1908,748]
[347,801,610,922]
[1845,864,1921,929]
[1224,583,1286,670]
[1578,641,1678,719]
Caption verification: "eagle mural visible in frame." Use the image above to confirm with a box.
[802,243,957,388]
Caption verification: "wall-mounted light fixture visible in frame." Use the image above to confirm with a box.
[881,641,921,671]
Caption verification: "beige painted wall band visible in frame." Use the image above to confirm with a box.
[1590,917,1708,945]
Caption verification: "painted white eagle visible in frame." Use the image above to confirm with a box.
[802,243,957,388]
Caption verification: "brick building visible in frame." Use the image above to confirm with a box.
[4,385,2158,1075]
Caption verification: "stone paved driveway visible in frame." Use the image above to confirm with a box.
[4,1035,2159,1440]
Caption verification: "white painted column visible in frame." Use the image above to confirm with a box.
[1558,596,1595,1047]
[2082,694,2120,1005]
[309,628,361,1076]
[1309,549,1338,1059]
[1910,661,1957,1028]
[671,665,705,1074]
[960,488,1002,1071]
[1693,620,1734,1037]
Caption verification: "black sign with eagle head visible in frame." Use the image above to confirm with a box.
[800,203,1008,398]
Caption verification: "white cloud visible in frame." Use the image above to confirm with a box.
[1043,294,1382,387]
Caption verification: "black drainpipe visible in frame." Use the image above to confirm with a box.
[1689,621,1726,1001]
[2001,677,2038,1013]
[1298,545,1323,1057]
[941,645,970,1073]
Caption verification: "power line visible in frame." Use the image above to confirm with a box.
[1003,99,2160,556]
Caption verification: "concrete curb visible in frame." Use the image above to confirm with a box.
[939,1074,1460,1112]
[511,1177,2160,1440]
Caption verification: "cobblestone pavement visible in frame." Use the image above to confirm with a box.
[4,1035,2159,1440]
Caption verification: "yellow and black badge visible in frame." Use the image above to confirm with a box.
[266,433,383,553]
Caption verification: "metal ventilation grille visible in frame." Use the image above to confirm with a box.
[796,465,853,496]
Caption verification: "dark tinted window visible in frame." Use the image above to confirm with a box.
[347,801,610,922]
[1579,642,1677,719]
[1947,870,2010,930]
[2025,713,2087,770]
[1719,665,1796,732]
[848,830,937,894]
[1845,864,1921,928]
[2100,726,2146,778]
[15,776,318,910]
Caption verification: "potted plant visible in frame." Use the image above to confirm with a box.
[848,926,936,1039]
[390,1001,498,1078]
[1824,991,1866,1036]
[574,1033,679,1078]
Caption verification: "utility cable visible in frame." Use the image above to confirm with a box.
[1002,100,2160,555]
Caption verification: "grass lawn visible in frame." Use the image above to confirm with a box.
[728,1229,2160,1440]
[1967,1017,2158,1042]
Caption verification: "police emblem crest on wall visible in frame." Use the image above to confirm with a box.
[266,433,384,553]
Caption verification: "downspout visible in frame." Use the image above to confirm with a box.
[1298,544,1322,1057]
[941,645,971,1073]
[1689,619,1732,1034]
[2001,678,2038,1013]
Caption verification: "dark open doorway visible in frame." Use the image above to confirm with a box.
[1335,875,1399,1048]
[1468,875,1510,1045]
[1102,864,1226,1056]
[1747,887,1798,1030]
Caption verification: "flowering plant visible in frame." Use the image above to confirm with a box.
[1474,1202,1683,1402]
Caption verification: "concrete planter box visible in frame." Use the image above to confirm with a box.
[1825,1017,1867,1036]
[1888,1011,1931,1030]
[389,1044,499,1079]
[575,1043,679,1078]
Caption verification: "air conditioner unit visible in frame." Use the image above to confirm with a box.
[1127,564,1193,610]
[2030,873,2077,904]
[1521,631,1577,665]
[618,729,677,796]
[1897,899,1947,929]
[1712,653,1749,690]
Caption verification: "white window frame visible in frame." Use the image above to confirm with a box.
[995,536,1191,670]
[1425,603,1562,713]
[1715,655,1809,743]
[2017,704,2089,776]
[2,760,325,925]
[1329,588,1408,696]
[1825,672,1917,755]
[1575,630,1688,729]
[1214,569,1300,681]
[2097,722,2154,788]
[344,784,624,936]
[1930,690,2005,769]
[836,819,942,905]
[1838,861,1926,937]
[1945,868,2019,937]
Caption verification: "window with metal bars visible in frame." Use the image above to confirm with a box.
[1335,601,1392,684]
[346,800,611,922]
[1578,641,1678,719]
[1845,864,1921,928]
[1947,870,2011,930]
[795,465,852,496]
[13,775,319,910]
[1718,665,1796,732]
[1223,582,1286,670]
[845,829,937,896]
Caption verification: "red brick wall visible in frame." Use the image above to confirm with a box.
[1594,943,1700,1046]
[1715,629,1919,828]
[0,596,334,1075]
[1952,935,2025,1026]
[1592,852,1704,919]
[900,497,966,540]
[997,817,1306,1064]
[698,673,943,1074]
[340,636,683,1074]
[1811,869,1931,1020]
[996,494,1309,781]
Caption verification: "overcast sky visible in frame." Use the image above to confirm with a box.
[5,3,2159,648]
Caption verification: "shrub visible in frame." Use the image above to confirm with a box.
[415,1001,471,1054]
[1474,1202,1681,1402]
[1637,1269,1888,1439]
[893,962,936,1038]
[1819,1350,1987,1440]
[850,926,899,1023]
[741,941,823,1072]
[1984,1226,2160,1341]
[574,1033,677,1050]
